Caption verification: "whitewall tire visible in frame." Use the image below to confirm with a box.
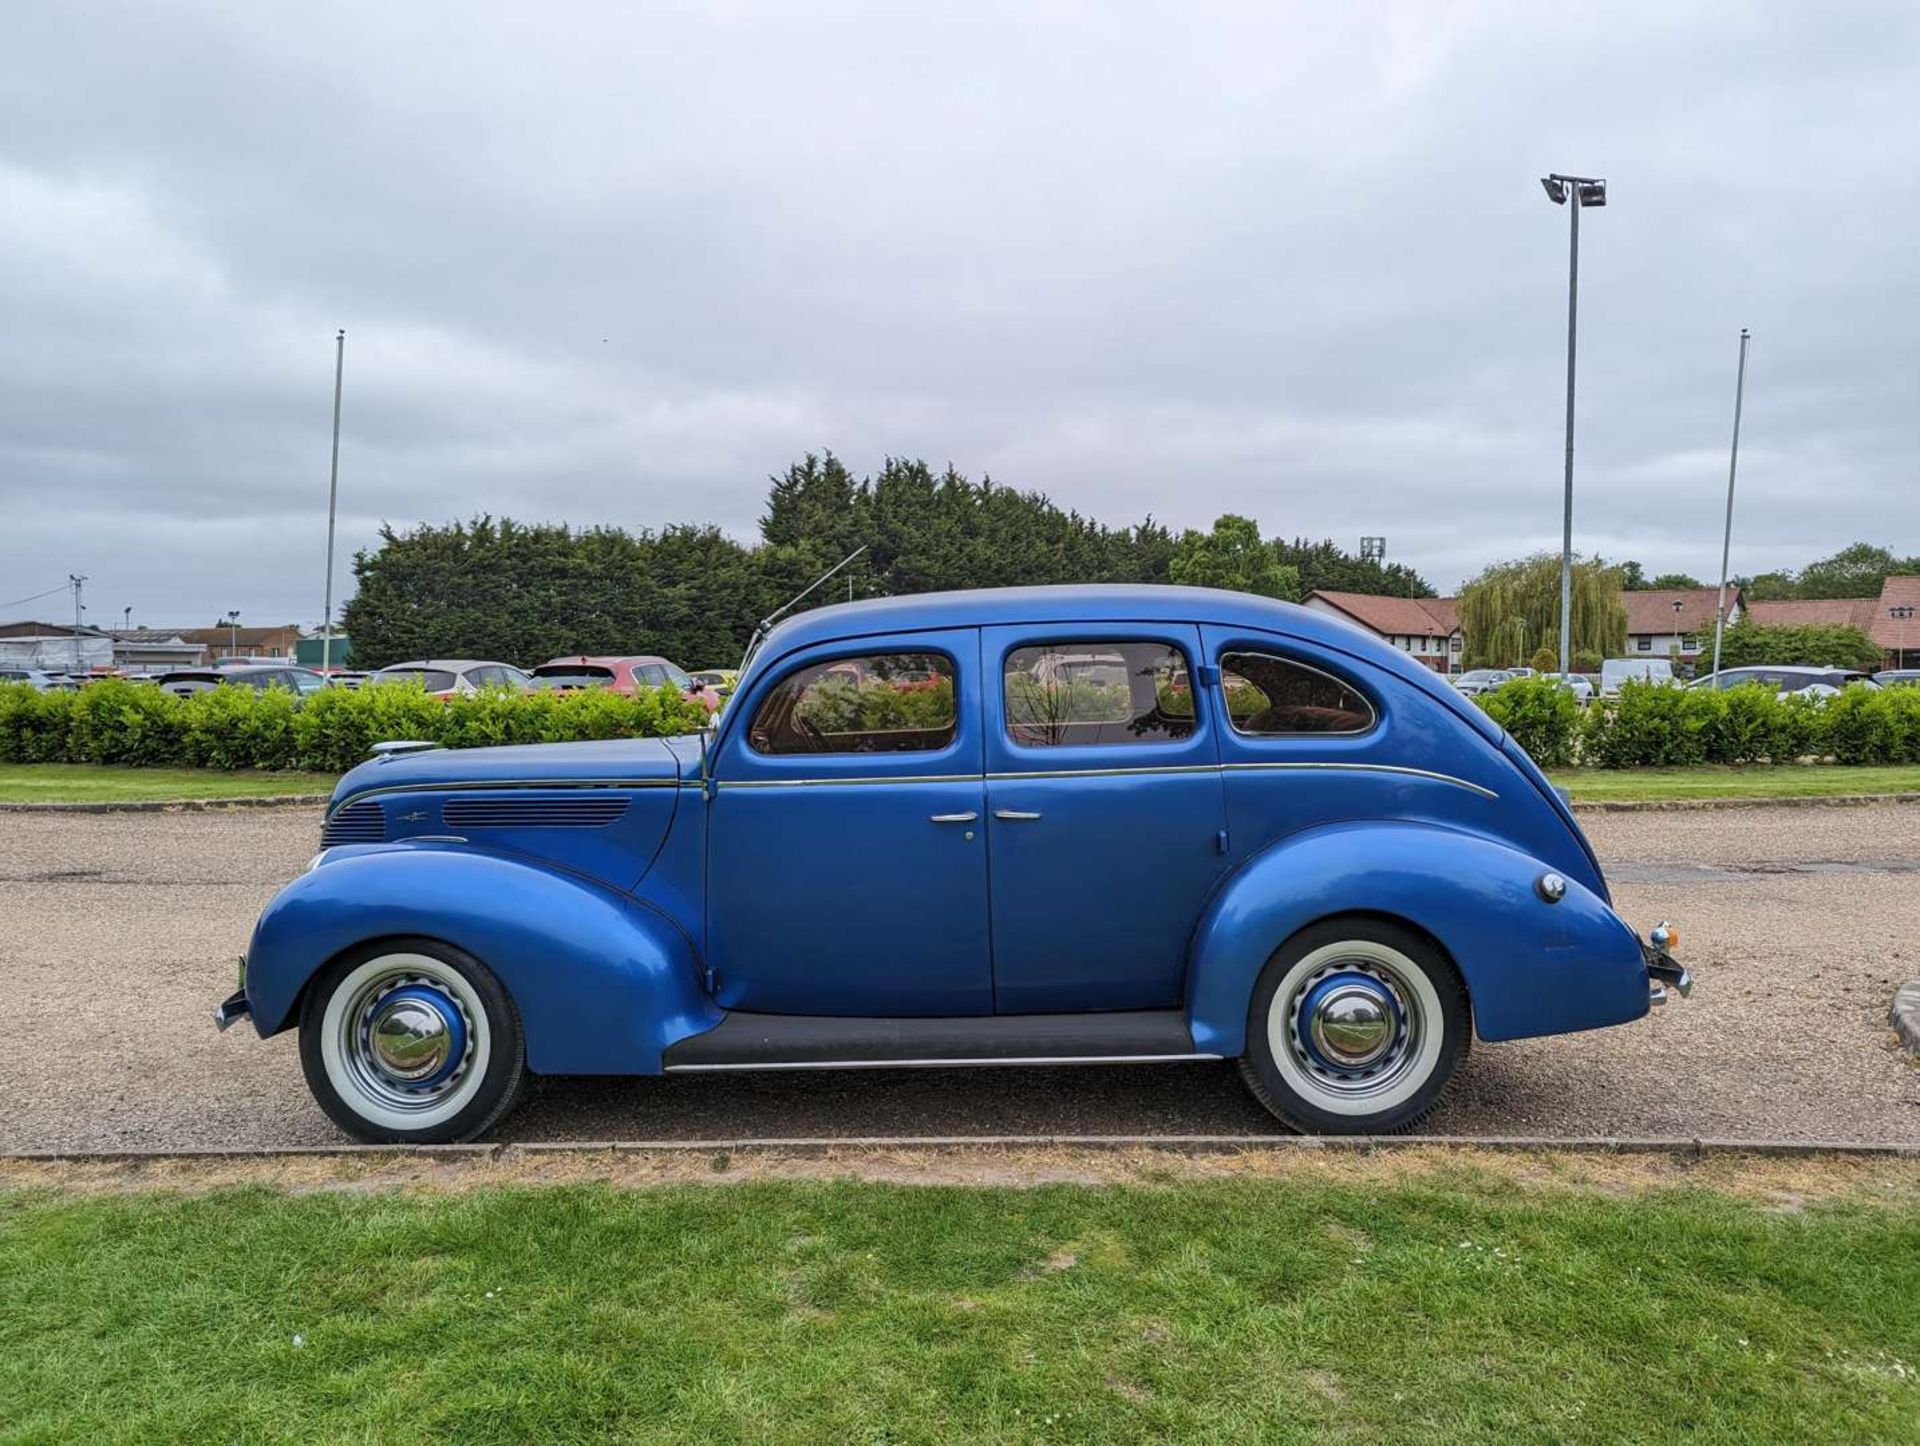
[1237,919,1468,1134]
[299,939,527,1143]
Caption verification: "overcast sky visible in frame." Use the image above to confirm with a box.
[3,1,1915,628]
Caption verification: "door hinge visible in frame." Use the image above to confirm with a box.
[703,966,719,995]
[1216,828,1231,854]
[1194,663,1221,689]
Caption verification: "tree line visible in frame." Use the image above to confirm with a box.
[341,454,1431,668]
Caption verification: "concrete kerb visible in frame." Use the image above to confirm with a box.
[0,794,330,814]
[5,1135,1919,1165]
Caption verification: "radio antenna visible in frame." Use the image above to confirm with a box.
[737,544,868,678]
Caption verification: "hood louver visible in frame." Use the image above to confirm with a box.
[320,800,386,846]
[442,796,631,830]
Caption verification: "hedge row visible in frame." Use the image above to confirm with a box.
[0,680,712,775]
[1477,675,1920,769]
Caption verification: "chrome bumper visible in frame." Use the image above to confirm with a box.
[1642,923,1692,1006]
[213,988,251,1032]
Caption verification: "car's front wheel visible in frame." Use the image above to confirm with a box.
[1237,918,1468,1134]
[298,939,527,1143]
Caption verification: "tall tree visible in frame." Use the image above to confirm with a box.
[1167,515,1302,601]
[1456,554,1627,669]
[1649,571,1704,589]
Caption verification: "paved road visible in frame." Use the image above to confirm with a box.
[2,802,1917,1151]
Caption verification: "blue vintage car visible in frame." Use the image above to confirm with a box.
[217,585,1689,1142]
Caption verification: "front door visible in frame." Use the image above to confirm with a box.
[982,624,1230,1014]
[706,629,992,1017]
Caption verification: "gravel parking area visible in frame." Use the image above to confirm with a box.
[2,803,1916,1151]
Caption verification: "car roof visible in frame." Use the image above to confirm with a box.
[534,656,672,668]
[377,660,505,671]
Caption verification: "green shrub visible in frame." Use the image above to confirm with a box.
[1701,683,1818,765]
[1477,676,1582,767]
[180,684,299,770]
[1819,684,1920,765]
[1584,682,1719,768]
[68,678,186,765]
[0,683,77,763]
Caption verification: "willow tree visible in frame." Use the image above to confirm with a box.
[1457,555,1627,669]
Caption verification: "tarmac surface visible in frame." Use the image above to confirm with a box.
[2,801,1916,1151]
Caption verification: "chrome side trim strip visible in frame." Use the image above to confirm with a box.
[988,763,1219,781]
[1218,761,1498,799]
[717,773,979,789]
[329,777,680,818]
[664,1052,1224,1073]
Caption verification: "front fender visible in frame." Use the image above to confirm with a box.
[244,847,720,1074]
[1186,820,1647,1056]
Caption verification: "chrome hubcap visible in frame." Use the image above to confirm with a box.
[340,973,475,1110]
[1308,982,1395,1068]
[1285,960,1419,1096]
[370,994,455,1082]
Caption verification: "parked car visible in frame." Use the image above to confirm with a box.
[156,665,330,699]
[1873,669,1920,688]
[1599,658,1676,696]
[1540,672,1593,703]
[1692,666,1875,699]
[219,585,1688,1143]
[323,670,371,689]
[530,655,722,711]
[0,667,59,691]
[1451,669,1512,697]
[688,668,740,698]
[369,660,533,699]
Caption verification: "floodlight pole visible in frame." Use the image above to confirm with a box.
[322,329,346,674]
[1710,328,1751,680]
[1557,191,1579,678]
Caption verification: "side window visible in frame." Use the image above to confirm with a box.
[636,664,669,686]
[1220,651,1375,736]
[1003,641,1195,748]
[749,652,956,755]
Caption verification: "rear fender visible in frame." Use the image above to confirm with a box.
[244,848,719,1074]
[1185,820,1647,1056]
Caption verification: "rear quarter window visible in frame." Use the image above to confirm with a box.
[1220,652,1375,735]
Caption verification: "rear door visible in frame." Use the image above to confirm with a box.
[981,624,1229,1014]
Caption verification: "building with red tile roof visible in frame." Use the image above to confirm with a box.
[1302,591,1462,674]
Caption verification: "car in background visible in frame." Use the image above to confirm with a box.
[0,667,61,691]
[1451,669,1512,697]
[369,660,534,699]
[688,668,740,698]
[531,656,722,711]
[1692,666,1876,699]
[1541,672,1594,703]
[322,670,371,689]
[1599,658,1676,697]
[1872,669,1919,688]
[158,665,331,699]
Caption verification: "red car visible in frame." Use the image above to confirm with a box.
[531,656,722,711]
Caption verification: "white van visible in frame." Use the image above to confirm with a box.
[1600,657,1675,697]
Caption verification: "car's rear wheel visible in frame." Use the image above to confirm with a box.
[298,939,526,1143]
[1237,918,1468,1134]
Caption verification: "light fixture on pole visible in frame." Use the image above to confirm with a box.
[1540,172,1607,677]
[68,574,87,675]
[223,609,241,660]
[1671,597,1684,666]
[1710,329,1751,681]
[322,329,346,675]
[1893,605,1916,669]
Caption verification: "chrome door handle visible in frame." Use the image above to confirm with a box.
[994,809,1043,821]
[929,811,979,824]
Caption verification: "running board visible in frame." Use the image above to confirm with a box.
[661,1009,1216,1073]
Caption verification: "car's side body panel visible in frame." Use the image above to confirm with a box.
[245,845,718,1073]
[1185,819,1647,1055]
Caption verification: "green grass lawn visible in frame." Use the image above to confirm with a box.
[1549,763,1920,803]
[3,1174,1917,1442]
[0,763,337,803]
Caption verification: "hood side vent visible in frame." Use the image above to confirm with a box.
[442,796,631,830]
[321,799,387,847]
